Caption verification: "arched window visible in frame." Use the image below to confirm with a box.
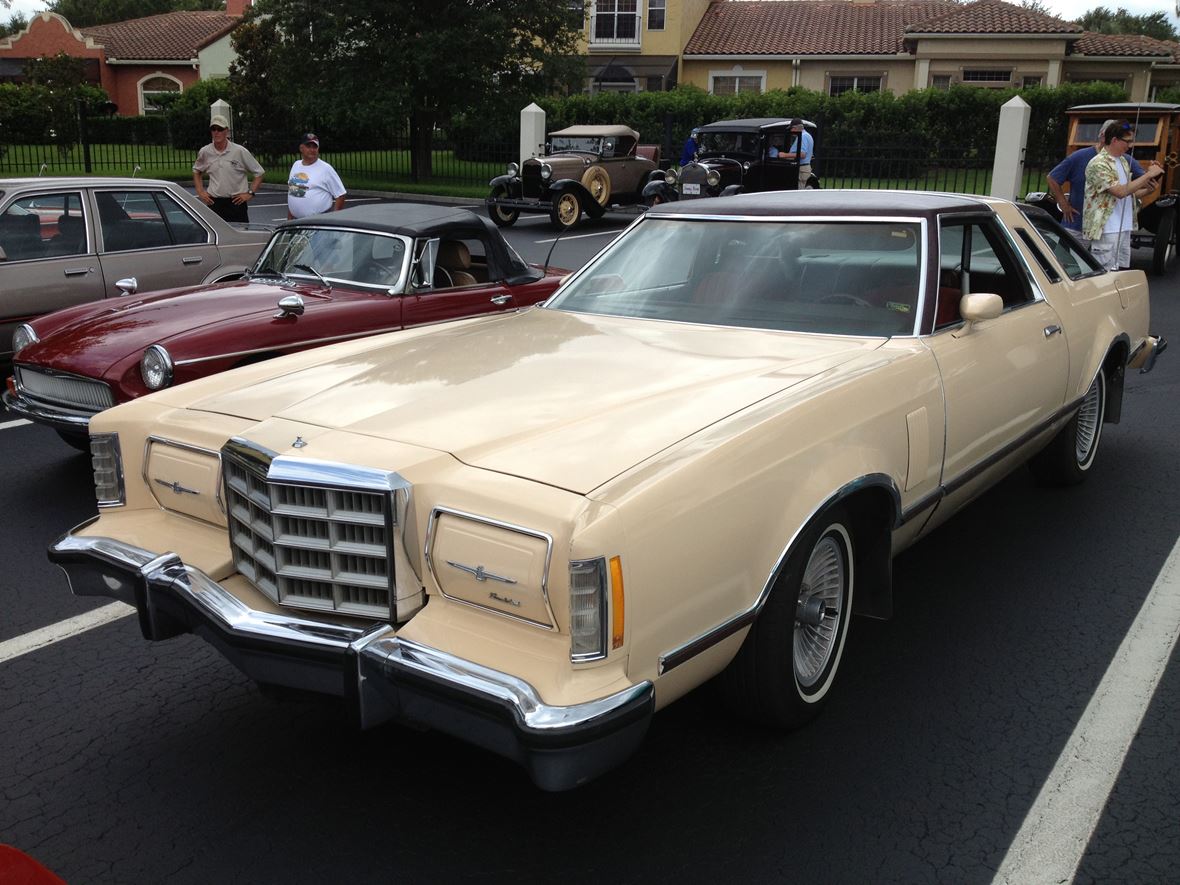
[139,74,182,115]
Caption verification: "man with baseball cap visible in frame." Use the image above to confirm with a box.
[192,114,265,222]
[287,132,347,219]
[780,118,814,190]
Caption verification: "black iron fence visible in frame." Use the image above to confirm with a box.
[0,131,1058,199]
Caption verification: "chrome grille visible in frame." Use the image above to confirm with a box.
[15,366,114,411]
[223,448,393,619]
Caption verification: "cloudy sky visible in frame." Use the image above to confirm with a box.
[1,0,1177,30]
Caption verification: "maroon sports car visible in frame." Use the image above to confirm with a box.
[3,203,566,449]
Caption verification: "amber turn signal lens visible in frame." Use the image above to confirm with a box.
[610,555,625,649]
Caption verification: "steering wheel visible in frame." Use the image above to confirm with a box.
[433,267,453,288]
[820,292,875,308]
[356,258,392,285]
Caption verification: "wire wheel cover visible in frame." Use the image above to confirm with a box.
[1074,373,1104,467]
[793,532,847,690]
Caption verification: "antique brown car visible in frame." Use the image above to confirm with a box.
[486,125,660,230]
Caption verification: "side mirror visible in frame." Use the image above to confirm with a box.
[411,237,440,288]
[953,292,1003,337]
[115,277,137,295]
[273,294,305,318]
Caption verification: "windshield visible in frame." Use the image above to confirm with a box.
[550,136,601,154]
[253,227,409,289]
[698,131,760,156]
[546,217,924,337]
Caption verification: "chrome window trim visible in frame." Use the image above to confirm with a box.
[0,188,93,260]
[424,505,558,632]
[251,227,413,294]
[547,213,930,339]
[143,436,225,516]
[92,432,126,508]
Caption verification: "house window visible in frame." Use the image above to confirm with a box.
[139,75,181,115]
[931,74,952,90]
[594,0,638,41]
[1022,75,1042,88]
[829,75,882,97]
[647,0,665,29]
[712,75,763,95]
[962,69,1012,83]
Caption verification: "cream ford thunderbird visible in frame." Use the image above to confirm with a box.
[49,191,1166,790]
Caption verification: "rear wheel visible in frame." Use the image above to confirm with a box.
[582,166,611,207]
[722,506,855,729]
[487,185,518,228]
[549,192,582,231]
[1029,368,1106,486]
[1151,208,1175,276]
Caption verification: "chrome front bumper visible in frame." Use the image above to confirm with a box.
[2,389,95,433]
[49,528,654,791]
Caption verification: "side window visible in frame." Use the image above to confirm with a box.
[157,192,209,245]
[436,236,489,286]
[1022,211,1104,280]
[937,219,1033,329]
[0,192,86,260]
[97,191,171,252]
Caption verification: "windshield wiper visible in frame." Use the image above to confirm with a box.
[292,262,331,290]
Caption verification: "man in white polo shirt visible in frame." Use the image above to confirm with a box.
[287,132,347,219]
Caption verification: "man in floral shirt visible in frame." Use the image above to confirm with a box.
[1083,119,1164,271]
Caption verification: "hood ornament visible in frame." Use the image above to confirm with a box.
[292,436,308,448]
[446,560,517,585]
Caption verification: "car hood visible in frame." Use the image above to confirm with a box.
[181,309,886,494]
[21,279,337,376]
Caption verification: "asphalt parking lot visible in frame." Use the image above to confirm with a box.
[0,197,1177,884]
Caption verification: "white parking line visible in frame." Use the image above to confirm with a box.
[0,418,32,430]
[992,533,1180,883]
[0,602,134,665]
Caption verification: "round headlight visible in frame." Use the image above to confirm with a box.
[540,163,553,180]
[140,344,174,391]
[705,169,721,187]
[506,162,519,177]
[11,323,38,355]
[664,169,678,185]
[742,161,752,172]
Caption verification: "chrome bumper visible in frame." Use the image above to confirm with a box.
[1129,334,1167,375]
[2,389,95,432]
[48,527,654,791]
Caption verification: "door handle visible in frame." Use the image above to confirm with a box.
[63,267,93,276]
[181,256,204,265]
[1043,324,1062,338]
[490,294,512,306]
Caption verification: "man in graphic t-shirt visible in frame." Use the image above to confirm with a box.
[286,132,347,219]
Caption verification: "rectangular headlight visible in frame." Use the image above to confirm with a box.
[90,433,125,507]
[570,557,608,662]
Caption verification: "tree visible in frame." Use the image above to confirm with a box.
[0,13,27,37]
[230,0,583,178]
[1077,6,1179,41]
[46,0,221,28]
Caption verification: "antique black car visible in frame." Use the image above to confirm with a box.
[643,118,821,204]
[486,125,660,231]
[1027,102,1179,275]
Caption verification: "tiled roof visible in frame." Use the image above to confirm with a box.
[685,0,958,56]
[1074,31,1176,59]
[905,0,1081,35]
[81,11,239,61]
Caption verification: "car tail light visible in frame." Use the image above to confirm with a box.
[570,557,615,662]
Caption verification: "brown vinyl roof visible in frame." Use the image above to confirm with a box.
[81,11,239,61]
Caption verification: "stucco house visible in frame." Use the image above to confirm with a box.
[0,0,253,116]
[577,0,1180,99]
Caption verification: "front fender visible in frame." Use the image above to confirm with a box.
[720,185,743,197]
[488,174,522,198]
[642,181,677,203]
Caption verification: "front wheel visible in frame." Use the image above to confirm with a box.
[1029,368,1106,486]
[1151,208,1175,276]
[721,506,855,729]
[549,192,582,231]
[487,185,518,228]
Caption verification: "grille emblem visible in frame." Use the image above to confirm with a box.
[154,478,199,496]
[446,560,517,585]
[292,436,308,448]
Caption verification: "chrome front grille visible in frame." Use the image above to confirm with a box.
[15,366,114,412]
[222,446,395,619]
